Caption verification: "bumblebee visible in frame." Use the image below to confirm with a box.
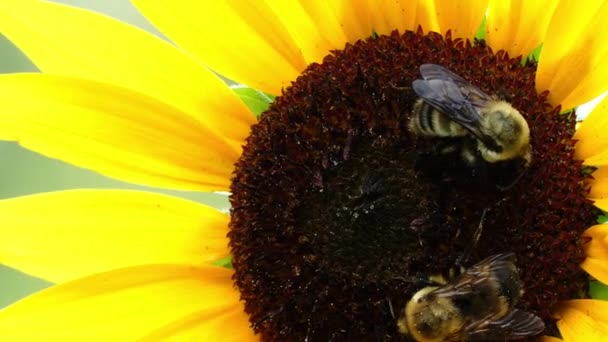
[397,253,544,341]
[409,64,532,168]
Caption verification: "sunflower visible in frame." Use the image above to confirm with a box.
[0,0,608,340]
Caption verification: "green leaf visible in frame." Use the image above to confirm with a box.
[212,255,233,269]
[590,281,608,300]
[474,15,487,41]
[524,44,543,64]
[597,215,608,224]
[232,85,275,117]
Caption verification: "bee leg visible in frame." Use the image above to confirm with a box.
[304,299,319,342]
[497,167,527,192]
[390,83,411,91]
[393,275,441,287]
[252,306,284,330]
[409,222,425,247]
[455,207,489,268]
[387,298,396,319]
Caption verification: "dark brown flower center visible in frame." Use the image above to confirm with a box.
[228,29,597,341]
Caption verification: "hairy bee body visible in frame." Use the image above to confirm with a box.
[397,253,544,341]
[409,99,468,137]
[409,64,532,169]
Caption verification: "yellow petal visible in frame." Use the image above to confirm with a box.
[558,300,608,324]
[365,0,419,36]
[434,0,488,40]
[0,73,235,191]
[539,337,563,342]
[0,264,252,341]
[0,0,254,147]
[587,167,608,199]
[416,0,441,33]
[584,151,608,167]
[575,95,608,163]
[486,0,559,57]
[591,199,608,213]
[554,300,608,342]
[141,305,257,341]
[535,1,608,109]
[581,225,608,284]
[337,0,374,40]
[581,257,608,286]
[132,0,306,95]
[0,190,230,283]
[263,1,350,66]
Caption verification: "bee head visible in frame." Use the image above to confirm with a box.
[479,101,531,164]
[402,287,461,341]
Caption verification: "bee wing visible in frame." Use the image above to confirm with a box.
[432,253,517,298]
[413,64,500,151]
[466,253,517,275]
[459,309,546,340]
[412,78,481,125]
[419,64,492,108]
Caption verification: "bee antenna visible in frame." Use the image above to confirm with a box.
[455,207,489,267]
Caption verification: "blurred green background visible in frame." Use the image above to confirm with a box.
[0,0,229,308]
